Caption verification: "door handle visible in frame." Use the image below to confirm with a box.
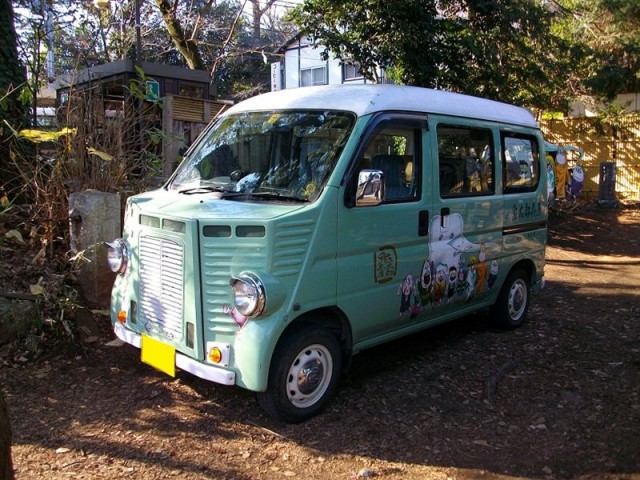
[419,210,429,237]
[440,207,450,228]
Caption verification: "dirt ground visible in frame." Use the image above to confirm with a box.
[1,203,640,480]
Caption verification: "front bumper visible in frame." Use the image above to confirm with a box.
[113,323,236,386]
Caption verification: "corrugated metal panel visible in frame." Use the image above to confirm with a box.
[171,96,231,124]
[173,97,205,122]
[206,102,230,123]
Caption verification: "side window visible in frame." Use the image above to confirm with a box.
[437,125,494,198]
[502,133,540,193]
[354,118,422,206]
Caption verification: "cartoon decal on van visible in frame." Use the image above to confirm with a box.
[396,213,500,318]
[222,304,249,330]
[397,273,420,320]
[375,245,398,284]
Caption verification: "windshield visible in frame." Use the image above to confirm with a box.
[169,110,356,202]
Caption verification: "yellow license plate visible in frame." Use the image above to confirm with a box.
[141,334,176,377]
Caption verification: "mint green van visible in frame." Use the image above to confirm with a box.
[107,85,547,422]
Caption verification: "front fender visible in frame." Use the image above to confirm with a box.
[233,317,284,391]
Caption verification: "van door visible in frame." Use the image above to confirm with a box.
[337,114,430,345]
[501,130,547,260]
[427,120,503,311]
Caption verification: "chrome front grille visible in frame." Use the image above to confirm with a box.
[139,235,184,340]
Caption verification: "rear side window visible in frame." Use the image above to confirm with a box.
[502,133,540,193]
[437,125,494,198]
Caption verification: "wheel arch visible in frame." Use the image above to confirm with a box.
[510,258,536,285]
[278,306,353,372]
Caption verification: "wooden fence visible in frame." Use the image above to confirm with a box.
[541,114,640,201]
[161,95,232,177]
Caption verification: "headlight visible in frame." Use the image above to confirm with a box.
[230,272,265,318]
[106,239,128,274]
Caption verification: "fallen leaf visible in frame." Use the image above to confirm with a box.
[31,247,46,264]
[5,230,24,244]
[29,284,45,296]
[472,440,491,447]
[87,147,113,161]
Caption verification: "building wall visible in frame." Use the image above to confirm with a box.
[570,93,640,117]
[281,36,380,90]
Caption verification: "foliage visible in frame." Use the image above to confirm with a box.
[4,70,167,258]
[0,191,12,216]
[147,0,296,98]
[12,0,296,101]
[552,0,640,103]
[288,0,575,109]
[287,0,639,111]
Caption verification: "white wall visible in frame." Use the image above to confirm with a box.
[569,92,640,117]
[282,36,373,90]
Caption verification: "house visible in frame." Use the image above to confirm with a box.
[272,35,392,90]
[56,59,232,177]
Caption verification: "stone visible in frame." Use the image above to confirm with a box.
[68,190,121,308]
[0,298,38,344]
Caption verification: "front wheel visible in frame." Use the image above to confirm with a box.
[257,325,342,423]
[490,268,531,329]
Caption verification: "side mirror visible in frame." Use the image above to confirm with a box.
[355,169,385,207]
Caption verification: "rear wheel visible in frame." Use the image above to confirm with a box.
[257,325,342,423]
[490,268,530,329]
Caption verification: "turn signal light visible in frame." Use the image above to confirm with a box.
[208,347,222,364]
[117,310,127,323]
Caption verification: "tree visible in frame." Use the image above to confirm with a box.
[1,0,26,126]
[288,0,578,110]
[153,0,207,69]
[0,388,13,480]
[552,0,640,102]
[0,1,19,477]
[1,0,28,194]
[147,0,294,97]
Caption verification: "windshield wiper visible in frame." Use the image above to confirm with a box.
[177,185,226,195]
[248,191,309,203]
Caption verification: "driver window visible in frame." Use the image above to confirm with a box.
[355,119,422,206]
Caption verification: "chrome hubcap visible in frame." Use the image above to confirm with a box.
[508,279,527,320]
[287,344,333,408]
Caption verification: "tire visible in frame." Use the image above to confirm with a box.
[490,268,530,329]
[257,325,342,423]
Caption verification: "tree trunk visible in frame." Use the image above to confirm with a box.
[0,0,28,199]
[154,0,206,70]
[0,389,14,480]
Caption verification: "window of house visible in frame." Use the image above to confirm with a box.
[179,83,204,99]
[502,133,540,193]
[301,66,327,87]
[343,62,363,81]
[437,125,494,198]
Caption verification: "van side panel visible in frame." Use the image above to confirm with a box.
[427,117,506,313]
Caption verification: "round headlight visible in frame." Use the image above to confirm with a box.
[106,239,128,274]
[230,273,265,318]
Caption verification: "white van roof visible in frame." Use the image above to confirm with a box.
[225,84,538,128]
